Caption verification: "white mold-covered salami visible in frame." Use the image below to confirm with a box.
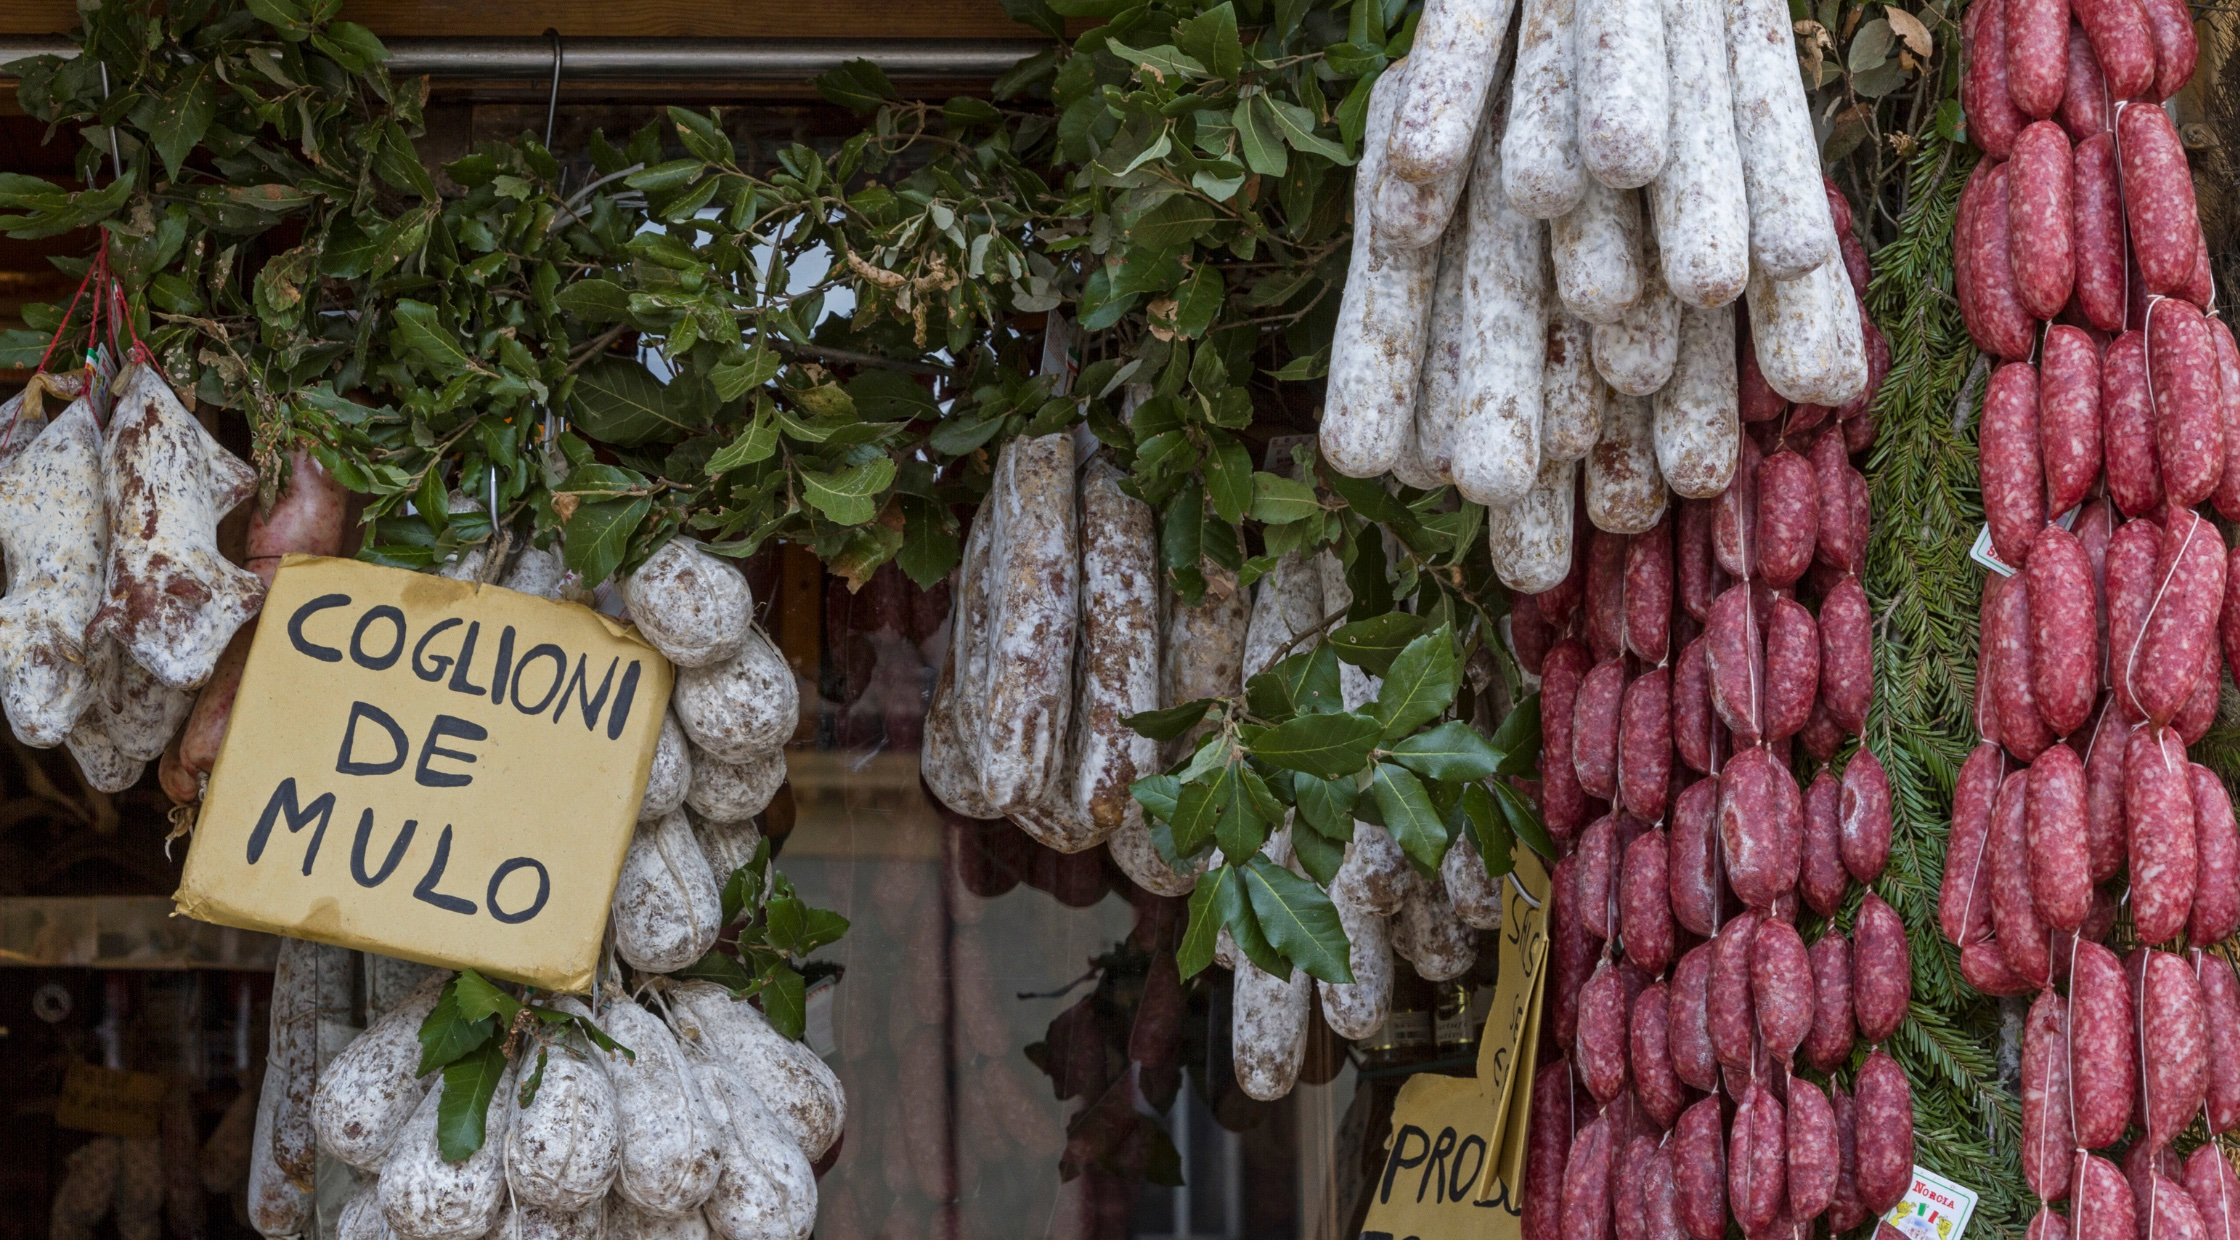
[245,1071,309,1237]
[687,1056,818,1239]
[668,980,847,1161]
[63,706,145,792]
[1335,820,1413,917]
[265,937,320,1192]
[611,811,723,974]
[638,710,693,820]
[1587,392,1670,533]
[1745,257,1869,407]
[312,972,445,1170]
[1592,249,1682,395]
[0,375,71,464]
[91,652,192,763]
[605,1193,711,1239]
[1415,212,1476,480]
[672,621,797,764]
[498,1198,604,1239]
[1490,457,1579,593]
[1233,832,1312,1101]
[695,815,762,889]
[1505,0,1588,218]
[87,364,262,691]
[1443,826,1507,928]
[335,1178,393,1239]
[1454,129,1548,508]
[1323,69,1439,481]
[1241,548,1327,679]
[622,539,750,667]
[1552,179,1646,326]
[1391,421,1447,491]
[921,511,1001,818]
[1108,811,1201,896]
[1387,0,1518,188]
[1070,458,1161,830]
[0,397,106,747]
[366,954,442,1018]
[1576,0,1670,189]
[1726,0,1839,279]
[590,998,724,1215]
[377,1059,515,1238]
[1317,887,1395,1038]
[502,543,587,604]
[1541,311,1608,462]
[1393,865,1479,980]
[685,744,785,823]
[1653,302,1741,498]
[975,432,1078,810]
[506,1039,621,1213]
[1650,0,1751,308]
[1160,568,1251,760]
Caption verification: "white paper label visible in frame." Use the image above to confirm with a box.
[1881,1165,1979,1240]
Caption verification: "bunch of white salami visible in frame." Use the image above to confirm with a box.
[1951,3,2240,1239]
[1321,0,1878,593]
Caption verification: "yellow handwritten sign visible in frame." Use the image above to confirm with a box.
[57,1062,168,1138]
[177,556,672,992]
[1360,848,1551,1239]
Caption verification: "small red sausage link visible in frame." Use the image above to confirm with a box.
[2185,1139,2240,1239]
[2188,765,2240,947]
[2073,0,2160,100]
[2058,25,2110,140]
[2137,0,2199,101]
[1612,1134,1663,1239]
[1618,668,1672,824]
[1709,910,1761,1073]
[1573,656,1627,802]
[2119,103,2205,298]
[1559,1110,1615,1239]
[1785,1076,1838,1222]
[2025,523,2098,735]
[1618,823,1675,973]
[1672,635,1715,775]
[1751,917,1814,1064]
[1628,982,1685,1132]
[1586,528,1628,662]
[1818,573,1873,735]
[2147,299,2226,509]
[1669,942,1718,1091]
[1576,960,1631,1106]
[1576,815,1618,941]
[1939,741,2005,946]
[2020,988,2074,1201]
[2067,939,2137,1148]
[1988,570,2055,762]
[2202,951,2240,1136]
[2039,326,2103,518]
[2074,1150,2140,1239]
[2082,707,2132,883]
[1798,700,1845,763]
[1667,776,1721,938]
[1754,450,1818,590]
[1738,324,1785,426]
[2207,318,2240,520]
[1719,745,1802,911]
[1549,855,1598,1049]
[2134,506,2229,728]
[1705,584,1764,743]
[1623,517,1672,664]
[1964,0,2029,155]
[2173,646,2222,747]
[1513,594,1553,674]
[1541,639,1592,840]
[2106,514,2164,721]
[1826,1084,1867,1233]
[1713,438,1762,580]
[1728,1082,1786,1235]
[2072,131,2127,334]
[2177,227,2216,311]
[2004,0,2070,118]
[1989,768,2053,986]
[2007,120,2076,318]
[1981,360,2047,570]
[1839,322,1889,452]
[2225,546,2240,693]
[2141,948,2212,1150]
[1760,595,1819,743]
[2023,743,2093,931]
[1809,428,1858,573]
[1801,931,1855,1073]
[1851,892,1911,1043]
[2104,335,2166,527]
[1961,935,2036,994]
[2026,1206,2073,1238]
[1801,770,1848,918]
[1522,1059,1575,1239]
[1672,1096,1728,1239]
[1972,162,2040,360]
[1676,497,1718,623]
[1838,747,1894,884]
[1852,1049,1914,1215]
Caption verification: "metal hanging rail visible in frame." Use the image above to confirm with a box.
[0,36,1047,83]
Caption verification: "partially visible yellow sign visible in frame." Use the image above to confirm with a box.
[177,556,672,992]
[1360,848,1551,1239]
[57,1062,167,1138]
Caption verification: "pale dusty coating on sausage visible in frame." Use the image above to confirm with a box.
[1540,311,1608,462]
[588,999,723,1215]
[639,710,693,819]
[1724,0,1838,279]
[82,626,191,765]
[1233,824,1313,1102]
[1393,864,1478,980]
[611,811,723,974]
[622,539,750,667]
[312,974,446,1170]
[669,980,847,1161]
[1415,213,1476,478]
[1575,0,1670,189]
[1070,458,1162,830]
[1109,811,1200,896]
[921,510,1001,818]
[1160,564,1250,761]
[506,1042,622,1213]
[1586,392,1667,533]
[1442,829,1505,928]
[0,398,106,747]
[686,1056,818,1239]
[673,621,797,764]
[684,743,784,823]
[1652,302,1739,497]
[1241,547,1325,679]
[1551,178,1645,326]
[1334,819,1412,917]
[694,815,762,891]
[1454,128,1547,507]
[1505,0,1587,217]
[335,1179,393,1239]
[496,1198,604,1239]
[1592,248,1681,395]
[378,1059,515,1238]
[1317,889,1395,1038]
[604,1193,711,1238]
[1387,0,1518,186]
[1649,0,1749,307]
[245,1061,310,1236]
[1489,456,1578,593]
[1323,71,1439,480]
[1745,256,1869,407]
[974,432,1078,810]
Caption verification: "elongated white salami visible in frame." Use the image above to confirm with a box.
[589,999,724,1216]
[1653,303,1741,498]
[1317,888,1394,1038]
[312,973,446,1170]
[1241,547,1326,679]
[1650,0,1751,307]
[0,397,106,747]
[1453,130,1548,508]
[1552,179,1646,326]
[610,811,723,974]
[1576,0,1671,189]
[1588,392,1669,532]
[1069,457,1161,830]
[1540,311,1607,462]
[1388,0,1520,188]
[1159,566,1250,763]
[505,1037,622,1213]
[1592,247,1683,395]
[974,432,1078,811]
[1491,457,1580,593]
[1726,0,1839,279]
[1414,213,1475,480]
[1746,257,1869,407]
[378,1059,515,1238]
[1233,827,1313,1101]
[1505,0,1588,217]
[921,510,1001,818]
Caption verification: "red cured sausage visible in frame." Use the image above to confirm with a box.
[1618,823,1675,973]
[1619,667,1673,824]
[2026,1206,2072,1238]
[2073,134,2127,333]
[1982,360,2047,570]
[1668,776,1721,938]
[1624,519,1672,664]
[2118,103,2205,297]
[1826,1085,1867,1233]
[1542,639,1592,839]
[1839,748,1893,884]
[2147,300,2226,508]
[2189,766,2240,946]
[1751,917,1813,1064]
[2225,548,2240,693]
[1818,574,1873,736]
[1755,451,1818,590]
[1965,1,2029,155]
[1988,570,2055,762]
[1728,1082,1785,1235]
[1705,584,1764,743]
[2202,952,2240,1136]
[1801,770,1847,917]
[1577,815,1618,941]
[1513,595,1553,675]
[2005,0,2070,118]
[2134,507,2228,727]
[1672,1096,1727,1239]
[1672,636,1714,776]
[1761,595,1818,743]
[1574,656,1627,802]
[2068,939,2137,1148]
[2023,743,2092,931]
[2073,0,2159,100]
[1851,892,1911,1043]
[1628,984,1685,1132]
[2058,25,2110,140]
[1677,498,1717,622]
[1576,960,1631,1106]
[1522,1060,1575,1239]
[1720,745,1802,910]
[1839,325,1889,452]
[1939,742,2005,946]
[2026,524,2098,735]
[1801,931,1855,1073]
[2020,988,2074,1201]
[1709,911,1760,1073]
[2008,121,2076,317]
[1972,163,2039,360]
[2107,515,2163,722]
[2083,707,2131,882]
[1989,768,2053,986]
[1962,936,2035,994]
[1550,856,1597,1049]
[1713,439,1761,579]
[2208,319,2240,520]
[2182,1140,2240,1240]
[2039,326,2103,518]
[2074,1150,2139,1239]
[1559,1110,1615,1239]
[2137,0,2199,101]
[1851,1050,1913,1215]
[1809,428,1858,573]
[1786,1076,1838,1222]
[1669,943,1717,1091]
[2141,949,2211,1149]
[1586,528,1628,661]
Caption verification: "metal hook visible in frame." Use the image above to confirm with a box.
[543,28,564,151]
[97,62,121,185]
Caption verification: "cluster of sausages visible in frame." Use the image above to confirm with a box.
[1322,0,1880,591]
[1506,180,1915,1238]
[1955,0,2240,1238]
